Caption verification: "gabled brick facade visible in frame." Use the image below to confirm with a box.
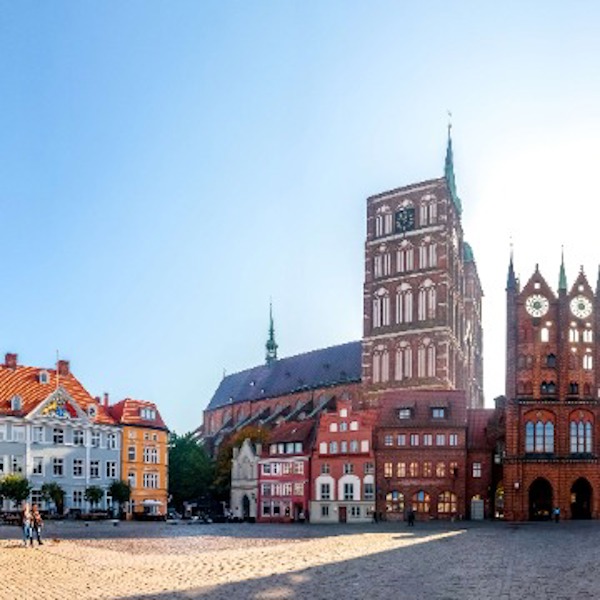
[504,261,600,520]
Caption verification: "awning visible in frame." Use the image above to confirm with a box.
[142,499,164,506]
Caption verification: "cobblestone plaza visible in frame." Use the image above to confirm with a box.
[1,520,598,599]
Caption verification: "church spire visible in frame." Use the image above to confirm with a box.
[265,301,278,365]
[506,242,516,291]
[444,115,462,215]
[558,247,567,292]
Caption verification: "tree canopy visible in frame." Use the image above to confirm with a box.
[0,474,32,505]
[168,432,214,511]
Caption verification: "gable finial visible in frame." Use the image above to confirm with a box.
[265,300,278,366]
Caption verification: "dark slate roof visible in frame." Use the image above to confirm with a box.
[207,341,362,410]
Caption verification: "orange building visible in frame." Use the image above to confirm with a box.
[109,398,169,517]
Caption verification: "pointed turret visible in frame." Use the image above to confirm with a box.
[265,302,278,365]
[558,247,567,292]
[506,248,517,291]
[444,122,462,215]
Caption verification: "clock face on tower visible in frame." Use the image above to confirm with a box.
[525,294,549,317]
[570,295,593,319]
[395,207,415,233]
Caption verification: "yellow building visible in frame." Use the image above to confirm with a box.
[109,398,169,517]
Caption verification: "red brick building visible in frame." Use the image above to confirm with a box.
[375,390,468,520]
[310,398,378,523]
[257,420,314,523]
[504,257,600,520]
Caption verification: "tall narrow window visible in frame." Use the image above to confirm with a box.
[396,284,413,324]
[395,343,412,380]
[584,355,593,370]
[570,419,593,453]
[541,327,549,342]
[526,420,554,453]
[397,242,414,273]
[372,289,390,328]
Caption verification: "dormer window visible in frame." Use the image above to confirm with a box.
[398,408,413,420]
[88,405,97,418]
[39,371,49,384]
[140,408,156,420]
[10,395,22,411]
[432,407,446,419]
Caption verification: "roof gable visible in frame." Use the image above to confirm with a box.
[27,387,89,422]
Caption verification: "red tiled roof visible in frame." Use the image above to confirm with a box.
[108,398,168,431]
[0,364,115,425]
[268,420,315,444]
[467,408,496,450]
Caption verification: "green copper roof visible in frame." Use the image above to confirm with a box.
[444,127,462,215]
[558,249,567,291]
[265,302,278,365]
[463,241,474,262]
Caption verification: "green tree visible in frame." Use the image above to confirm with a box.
[84,485,104,509]
[108,480,131,517]
[0,474,32,507]
[212,426,270,502]
[41,482,65,515]
[168,432,214,511]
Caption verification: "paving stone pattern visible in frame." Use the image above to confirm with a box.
[1,520,599,599]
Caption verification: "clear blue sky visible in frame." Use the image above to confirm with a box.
[2,1,600,433]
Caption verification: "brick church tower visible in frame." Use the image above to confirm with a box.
[504,253,600,520]
[362,129,484,409]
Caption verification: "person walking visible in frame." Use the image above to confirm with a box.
[21,502,33,547]
[553,506,560,523]
[31,504,43,545]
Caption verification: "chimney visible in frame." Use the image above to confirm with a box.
[4,353,17,369]
[57,360,70,377]
[103,393,109,407]
[94,396,101,404]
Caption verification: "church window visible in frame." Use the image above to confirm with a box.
[373,255,382,278]
[584,355,593,370]
[525,420,554,453]
[395,343,413,381]
[372,346,389,383]
[419,243,429,269]
[429,243,437,267]
[375,214,383,237]
[372,289,390,328]
[540,327,549,342]
[570,419,593,454]
[417,280,436,321]
[569,328,579,343]
[397,242,414,273]
[546,354,556,368]
[583,329,593,343]
[396,284,413,324]
[417,338,436,378]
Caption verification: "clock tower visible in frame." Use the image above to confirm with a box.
[361,130,484,408]
[504,255,600,520]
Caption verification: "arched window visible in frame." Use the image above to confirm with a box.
[385,491,404,513]
[397,241,414,273]
[395,342,412,381]
[420,202,428,226]
[525,419,554,453]
[412,490,430,513]
[417,338,436,378]
[419,243,429,269]
[541,327,549,342]
[418,280,436,321]
[419,194,437,226]
[372,346,389,384]
[375,214,383,237]
[546,354,556,368]
[372,289,390,328]
[570,418,593,453]
[583,354,593,370]
[375,206,392,237]
[583,329,593,343]
[437,491,457,514]
[429,243,437,268]
[396,284,413,324]
[569,328,579,343]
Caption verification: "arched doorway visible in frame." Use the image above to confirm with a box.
[571,478,592,519]
[242,495,250,520]
[529,478,553,520]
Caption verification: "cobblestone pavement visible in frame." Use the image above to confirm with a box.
[2,519,600,599]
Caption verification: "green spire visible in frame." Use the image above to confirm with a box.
[444,121,462,215]
[265,301,278,365]
[506,248,517,291]
[558,247,567,292]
